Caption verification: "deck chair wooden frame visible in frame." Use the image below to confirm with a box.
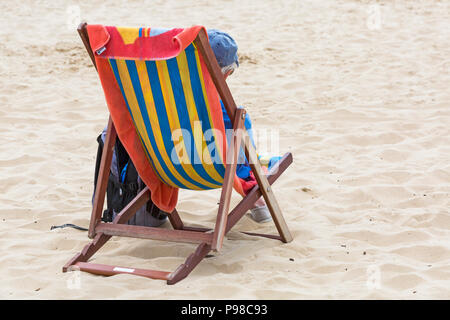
[63,22,293,284]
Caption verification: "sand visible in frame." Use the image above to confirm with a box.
[0,0,449,299]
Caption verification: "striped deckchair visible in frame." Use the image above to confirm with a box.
[63,22,293,284]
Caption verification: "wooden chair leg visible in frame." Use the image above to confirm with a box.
[243,132,293,243]
[167,243,211,285]
[88,117,116,238]
[168,208,184,230]
[226,152,293,235]
[78,22,113,239]
[211,109,245,251]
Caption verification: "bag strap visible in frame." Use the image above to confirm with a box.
[114,137,129,177]
[93,133,104,194]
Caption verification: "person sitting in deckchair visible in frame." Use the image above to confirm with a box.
[207,29,273,223]
[103,28,275,223]
[142,28,274,222]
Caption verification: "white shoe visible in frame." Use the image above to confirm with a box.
[249,205,272,223]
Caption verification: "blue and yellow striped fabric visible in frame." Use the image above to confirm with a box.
[107,43,226,190]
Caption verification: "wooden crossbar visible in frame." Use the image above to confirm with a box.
[95,223,213,245]
[72,262,171,280]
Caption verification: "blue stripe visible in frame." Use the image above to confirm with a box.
[166,57,222,186]
[144,60,213,190]
[139,28,142,38]
[185,44,226,176]
[109,59,133,117]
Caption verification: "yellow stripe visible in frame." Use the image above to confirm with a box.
[193,44,226,167]
[117,27,140,45]
[155,60,221,188]
[176,51,224,183]
[115,59,197,189]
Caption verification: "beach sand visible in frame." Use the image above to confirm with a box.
[0,0,449,299]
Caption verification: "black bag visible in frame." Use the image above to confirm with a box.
[93,127,168,227]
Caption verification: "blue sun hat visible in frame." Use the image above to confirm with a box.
[207,29,239,69]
